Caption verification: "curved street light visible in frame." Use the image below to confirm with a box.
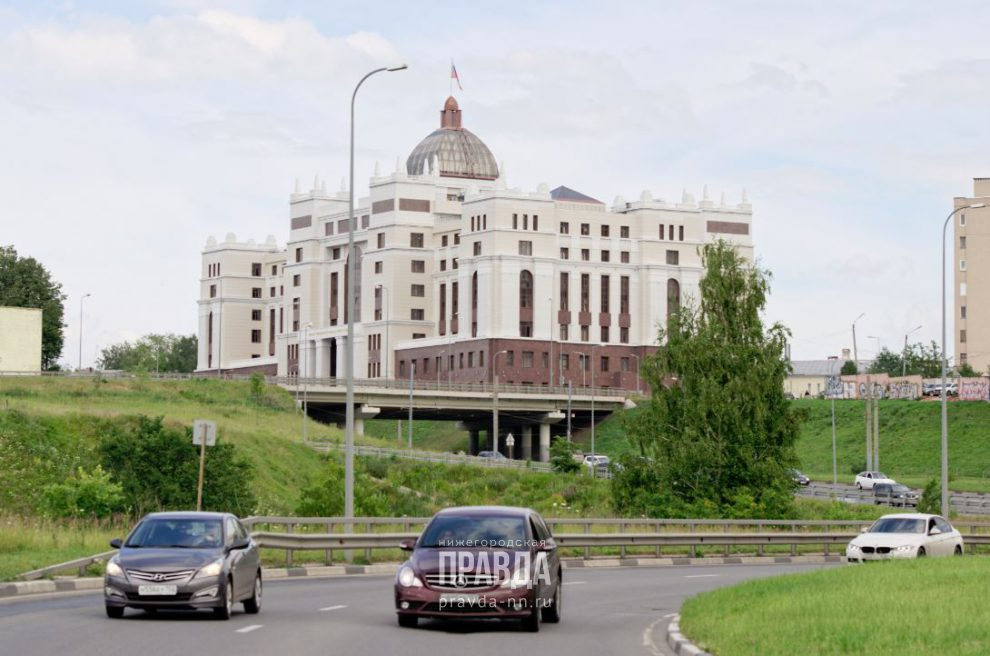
[902,325,922,377]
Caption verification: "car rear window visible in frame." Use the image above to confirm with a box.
[418,516,528,548]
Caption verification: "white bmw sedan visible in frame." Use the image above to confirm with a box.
[846,513,964,562]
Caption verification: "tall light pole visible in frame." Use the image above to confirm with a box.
[903,325,922,377]
[78,293,91,371]
[376,284,389,380]
[492,349,509,453]
[941,203,984,517]
[302,322,312,442]
[851,312,867,470]
[345,63,407,525]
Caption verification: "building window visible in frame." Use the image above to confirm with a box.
[452,258,458,269]
[410,233,424,248]
[601,275,610,314]
[961,329,967,343]
[454,232,460,245]
[679,225,684,241]
[560,222,569,235]
[251,329,261,343]
[960,214,967,226]
[442,235,448,247]
[519,241,533,256]
[666,250,679,265]
[412,260,425,273]
[533,215,539,230]
[252,288,262,298]
[459,353,464,369]
[561,354,570,370]
[411,308,425,320]
[522,351,534,368]
[295,247,303,262]
[252,262,262,276]
[520,270,534,308]
[513,213,518,230]
[560,272,569,310]
[332,247,341,260]
[377,232,385,248]
[474,241,482,256]
[374,261,383,274]
[439,283,446,334]
[506,351,514,366]
[451,281,459,330]
[374,286,382,321]
[669,225,675,240]
[620,357,630,372]
[581,273,590,312]
[411,284,425,297]
[561,247,569,260]
[620,327,629,343]
[962,305,967,319]
[580,223,590,236]
[271,265,278,275]
[440,260,447,271]
[293,274,301,287]
[667,279,681,319]
[330,272,339,325]
[292,297,300,331]
[620,276,629,314]
[960,236,966,249]
[523,214,528,230]
[581,249,590,261]
[601,356,609,373]
[601,250,610,262]
[601,326,610,342]
[251,309,261,321]
[471,272,479,337]
[483,215,487,230]
[961,352,968,364]
[560,325,569,340]
[601,225,610,237]
[209,284,216,298]
[581,325,589,342]
[270,287,276,297]
[479,350,485,367]
[621,251,630,263]
[960,260,967,272]
[620,226,629,239]
[468,352,474,367]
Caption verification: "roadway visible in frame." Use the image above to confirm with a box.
[0,563,837,656]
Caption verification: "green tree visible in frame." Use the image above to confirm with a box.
[98,333,198,373]
[868,348,903,376]
[549,438,581,473]
[621,241,800,518]
[957,362,978,378]
[840,360,858,375]
[903,341,944,378]
[98,415,256,515]
[0,245,66,369]
[41,465,126,519]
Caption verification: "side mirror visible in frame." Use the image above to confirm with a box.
[929,527,942,536]
[110,538,122,549]
[229,537,251,551]
[399,539,416,551]
[537,538,556,552]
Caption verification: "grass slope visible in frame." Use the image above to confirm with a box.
[680,557,990,656]
[587,399,990,492]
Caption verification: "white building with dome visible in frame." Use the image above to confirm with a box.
[196,96,754,395]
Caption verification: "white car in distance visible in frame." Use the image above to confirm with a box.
[855,471,896,490]
[846,513,964,562]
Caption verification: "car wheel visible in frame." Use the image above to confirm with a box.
[397,614,418,628]
[954,545,963,556]
[105,605,124,619]
[214,577,233,620]
[541,577,562,623]
[243,572,262,614]
[856,483,862,490]
[916,547,926,558]
[522,599,542,632]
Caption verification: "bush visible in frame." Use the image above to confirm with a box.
[41,465,126,519]
[917,478,941,514]
[550,438,581,473]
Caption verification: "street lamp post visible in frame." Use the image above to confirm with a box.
[851,312,868,471]
[376,284,389,380]
[941,203,984,517]
[79,293,91,371]
[867,335,882,471]
[492,349,509,453]
[902,325,922,377]
[345,63,407,525]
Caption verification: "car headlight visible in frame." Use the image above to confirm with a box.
[893,544,915,554]
[105,559,124,578]
[194,558,225,580]
[397,566,423,588]
[500,566,531,589]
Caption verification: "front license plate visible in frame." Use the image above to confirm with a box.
[440,593,480,605]
[138,585,177,596]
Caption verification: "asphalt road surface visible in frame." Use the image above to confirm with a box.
[0,563,838,656]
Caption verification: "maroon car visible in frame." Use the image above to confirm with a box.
[394,506,562,631]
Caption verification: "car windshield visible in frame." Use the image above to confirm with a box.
[891,485,911,493]
[874,472,889,479]
[870,518,925,534]
[125,518,223,548]
[418,516,527,548]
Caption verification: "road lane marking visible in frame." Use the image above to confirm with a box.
[684,574,719,578]
[563,581,586,585]
[320,605,348,611]
[662,613,676,619]
[236,625,263,634]
[642,616,667,656]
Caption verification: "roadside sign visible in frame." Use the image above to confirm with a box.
[192,420,217,446]
[505,434,515,447]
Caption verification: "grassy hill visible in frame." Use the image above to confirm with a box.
[583,398,990,492]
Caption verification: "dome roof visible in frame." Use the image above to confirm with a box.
[406,96,499,181]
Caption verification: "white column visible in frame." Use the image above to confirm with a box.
[314,339,329,379]
[522,426,533,461]
[539,423,551,463]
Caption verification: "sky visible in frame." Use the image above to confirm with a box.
[2,0,988,368]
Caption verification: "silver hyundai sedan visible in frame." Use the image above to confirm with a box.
[104,511,262,619]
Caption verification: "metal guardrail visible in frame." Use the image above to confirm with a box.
[797,483,990,516]
[19,550,116,581]
[0,371,630,399]
[304,441,554,471]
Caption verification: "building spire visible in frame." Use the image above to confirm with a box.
[441,96,462,129]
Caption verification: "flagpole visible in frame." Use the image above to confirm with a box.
[450,59,453,96]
